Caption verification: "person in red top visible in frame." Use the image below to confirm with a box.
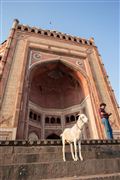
[99,103,113,139]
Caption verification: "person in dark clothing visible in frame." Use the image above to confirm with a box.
[99,103,113,139]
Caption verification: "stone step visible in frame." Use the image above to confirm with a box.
[1,158,120,179]
[1,152,63,165]
[1,142,120,155]
[1,144,120,165]
[1,150,120,165]
[45,173,120,180]
[1,140,120,179]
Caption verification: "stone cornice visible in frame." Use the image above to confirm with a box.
[0,20,95,51]
[15,21,95,46]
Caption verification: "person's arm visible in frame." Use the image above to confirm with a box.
[100,112,105,116]
[99,109,106,117]
[100,109,110,117]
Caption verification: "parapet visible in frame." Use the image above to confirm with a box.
[11,19,95,46]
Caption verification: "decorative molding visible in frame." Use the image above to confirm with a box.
[29,96,89,115]
[29,50,41,67]
[0,139,120,146]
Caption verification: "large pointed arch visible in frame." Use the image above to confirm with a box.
[28,58,90,98]
[29,58,90,83]
[17,57,101,140]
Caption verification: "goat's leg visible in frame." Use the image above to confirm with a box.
[62,137,66,161]
[74,140,79,161]
[78,140,83,161]
[70,143,75,161]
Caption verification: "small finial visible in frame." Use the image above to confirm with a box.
[13,19,19,23]
[12,19,19,29]
[89,37,94,43]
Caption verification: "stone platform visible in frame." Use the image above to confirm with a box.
[0,139,120,180]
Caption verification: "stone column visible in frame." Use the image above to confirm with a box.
[85,96,99,139]
[61,114,65,131]
[41,113,45,140]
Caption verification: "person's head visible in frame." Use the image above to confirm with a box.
[100,103,106,109]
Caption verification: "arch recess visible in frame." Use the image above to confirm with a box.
[28,58,90,98]
[29,58,89,83]
[25,57,99,140]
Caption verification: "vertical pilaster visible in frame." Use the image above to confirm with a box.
[41,113,45,139]
[0,19,19,106]
[61,114,65,131]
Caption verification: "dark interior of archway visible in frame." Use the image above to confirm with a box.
[29,61,85,109]
[46,133,60,139]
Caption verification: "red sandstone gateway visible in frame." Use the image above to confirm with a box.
[0,19,120,140]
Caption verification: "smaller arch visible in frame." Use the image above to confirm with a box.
[38,30,41,34]
[17,25,21,30]
[76,114,79,120]
[62,35,66,39]
[38,115,41,122]
[24,27,28,31]
[57,34,60,38]
[57,117,61,124]
[74,38,77,42]
[66,116,69,123]
[29,111,33,119]
[28,132,39,141]
[33,113,37,120]
[70,115,75,122]
[45,117,49,123]
[46,133,60,139]
[44,31,48,36]
[79,39,82,43]
[31,29,35,33]
[51,117,55,123]
[50,33,54,37]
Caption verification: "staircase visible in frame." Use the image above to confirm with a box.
[0,140,120,180]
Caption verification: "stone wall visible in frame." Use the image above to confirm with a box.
[0,140,120,179]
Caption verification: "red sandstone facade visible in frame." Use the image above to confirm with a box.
[0,19,120,140]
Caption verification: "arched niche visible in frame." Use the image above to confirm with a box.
[28,132,39,141]
[46,133,60,139]
[29,60,88,109]
[16,58,100,140]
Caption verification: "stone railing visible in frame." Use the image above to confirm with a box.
[0,139,120,146]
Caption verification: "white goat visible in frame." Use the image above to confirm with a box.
[60,114,88,161]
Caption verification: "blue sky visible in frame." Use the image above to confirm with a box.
[0,0,119,104]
